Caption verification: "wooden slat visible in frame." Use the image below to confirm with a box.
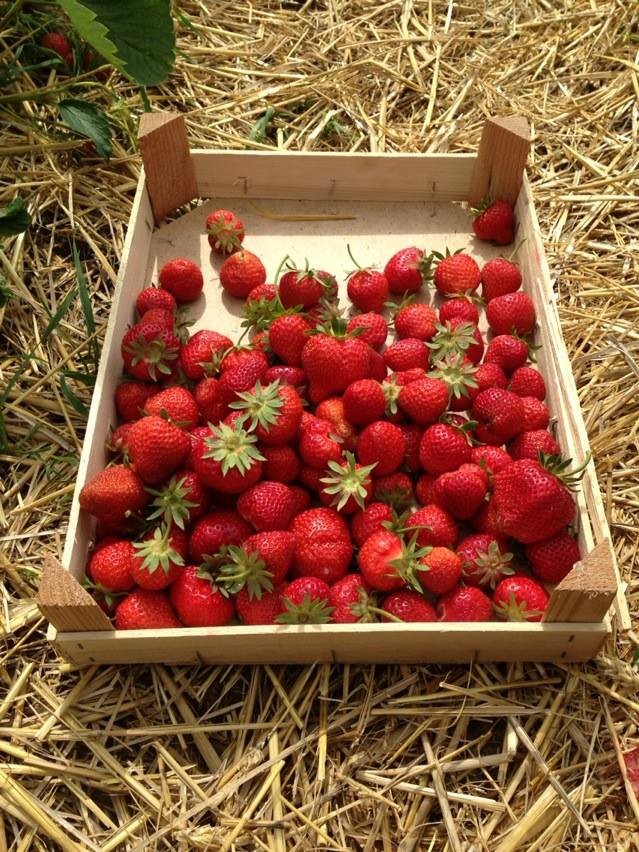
[191,150,477,202]
[37,557,112,633]
[544,540,618,624]
[468,116,531,206]
[139,112,197,222]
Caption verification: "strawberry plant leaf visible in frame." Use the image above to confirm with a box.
[56,0,175,86]
[59,100,112,158]
[0,197,31,237]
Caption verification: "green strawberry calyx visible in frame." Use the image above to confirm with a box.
[146,474,199,530]
[431,353,479,399]
[133,526,184,574]
[427,321,478,360]
[494,592,543,622]
[202,421,265,475]
[389,533,433,593]
[229,380,284,433]
[124,333,178,381]
[276,594,334,625]
[241,292,286,332]
[537,452,591,491]
[463,541,514,589]
[215,544,274,600]
[320,452,377,511]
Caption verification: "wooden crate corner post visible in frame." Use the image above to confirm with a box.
[37,555,113,632]
[469,115,531,207]
[544,539,617,624]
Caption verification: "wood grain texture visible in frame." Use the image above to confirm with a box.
[37,556,112,632]
[468,116,531,206]
[139,112,197,222]
[544,540,618,624]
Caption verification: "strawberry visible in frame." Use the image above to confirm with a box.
[384,247,431,295]
[346,312,388,349]
[470,497,507,538]
[194,377,226,424]
[263,365,307,391]
[79,465,148,526]
[394,303,438,341]
[217,354,270,408]
[181,330,233,380]
[509,429,560,460]
[313,399,355,451]
[473,362,508,395]
[220,345,269,374]
[289,485,311,516]
[343,379,386,425]
[457,533,514,588]
[437,585,493,622]
[169,565,235,626]
[415,473,437,506]
[137,308,176,334]
[470,445,513,475]
[400,423,423,472]
[472,388,525,444]
[205,209,245,254]
[115,380,156,423]
[433,252,481,296]
[356,421,405,476]
[127,415,191,485]
[115,589,181,629]
[492,457,579,543]
[404,504,458,548]
[434,468,487,520]
[269,313,311,366]
[277,577,333,623]
[146,386,199,430]
[438,297,480,326]
[373,472,414,511]
[483,335,529,373]
[301,320,370,403]
[347,265,389,313]
[520,396,550,431]
[525,531,580,583]
[110,423,132,457]
[419,423,471,475]
[136,286,177,317]
[146,470,211,529]
[299,415,343,469]
[320,452,376,513]
[481,258,522,302]
[428,354,476,412]
[357,530,407,592]
[237,481,296,531]
[216,530,295,598]
[188,510,251,564]
[417,546,463,595]
[351,502,394,546]
[131,526,186,590]
[121,321,180,382]
[43,32,73,66]
[247,282,278,304]
[509,366,546,400]
[87,539,135,592]
[397,377,449,425]
[192,421,264,493]
[381,590,437,622]
[279,266,335,309]
[219,250,267,299]
[236,585,285,625]
[472,199,514,245]
[329,574,374,623]
[428,320,484,365]
[486,292,535,336]
[159,258,203,303]
[290,508,353,584]
[230,380,302,446]
[493,576,549,622]
[260,444,301,482]
[383,338,429,372]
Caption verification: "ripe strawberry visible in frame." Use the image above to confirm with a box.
[357,530,406,592]
[277,577,333,623]
[493,576,549,622]
[194,377,226,424]
[88,539,135,592]
[470,496,506,538]
[373,472,414,511]
[170,565,235,626]
[290,508,352,585]
[247,282,278,304]
[470,445,513,475]
[433,252,481,296]
[131,526,186,590]
[237,481,296,531]
[486,292,536,336]
[137,308,176,334]
[509,366,546,400]
[268,313,311,366]
[438,585,493,622]
[417,547,463,595]
[79,465,148,526]
[472,388,525,444]
[357,421,405,476]
[457,533,514,589]
[346,312,388,349]
[510,429,560,460]
[438,298,480,326]
[394,303,438,341]
[330,574,373,623]
[483,334,529,373]
[428,320,484,365]
[301,321,370,403]
[351,502,394,546]
[419,423,471,475]
[216,530,295,599]
[400,423,422,472]
[126,415,191,485]
[220,345,268,374]
[109,423,132,457]
[188,510,251,564]
[115,380,156,423]
[192,421,264,493]
[147,470,211,529]
[279,266,335,309]
[320,452,375,513]
[230,380,302,446]
[146,386,199,430]
[159,258,203,303]
[472,199,514,245]
[347,267,389,313]
[121,321,180,382]
[289,485,311,516]
[264,365,306,390]
[136,286,177,317]
[384,247,431,294]
[43,32,73,65]
[481,257,522,302]
[434,468,487,520]
[492,457,579,543]
[525,531,580,583]
[261,444,300,482]
[220,250,267,299]
[299,415,343,469]
[415,473,437,506]
[404,504,458,548]
[217,355,270,408]
[205,209,245,254]
[343,379,386,425]
[236,585,285,625]
[384,338,429,372]
[382,589,437,622]
[181,330,233,380]
[397,377,449,425]
[115,589,181,629]
[521,397,550,431]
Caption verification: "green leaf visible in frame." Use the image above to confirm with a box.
[0,197,31,238]
[72,242,99,367]
[56,0,175,86]
[249,107,276,143]
[58,99,112,158]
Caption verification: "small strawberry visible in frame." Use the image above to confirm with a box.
[481,257,522,302]
[279,264,335,309]
[343,379,386,425]
[181,329,233,380]
[320,452,376,513]
[397,377,449,425]
[217,354,270,408]
[351,502,394,546]
[486,292,536,336]
[400,423,423,472]
[472,388,525,444]
[381,590,437,622]
[433,251,481,296]
[404,504,458,548]
[261,444,301,482]
[277,577,333,624]
[417,546,463,595]
[115,589,181,629]
[483,334,529,373]
[194,377,226,424]
[299,415,344,469]
[159,258,204,303]
[346,312,388,349]
[330,574,374,623]
[146,470,211,529]
[87,539,135,592]
[384,338,429,372]
[346,258,389,313]
[263,365,307,391]
[127,415,191,485]
[79,465,148,526]
[438,297,480,326]
[269,313,312,366]
[136,286,177,317]
[170,565,235,626]
[137,307,176,333]
[419,423,471,475]
[188,510,252,565]
[356,421,405,476]
[357,530,408,592]
[384,247,431,295]
[509,429,560,460]
[43,32,73,66]
[205,208,245,254]
[219,250,267,299]
[247,282,278,304]
[121,321,180,382]
[230,380,303,446]
[415,473,437,506]
[427,320,484,365]
[521,396,550,431]
[470,497,507,538]
[457,533,514,589]
[301,319,370,403]
[192,421,264,493]
[509,366,546,400]
[131,526,186,590]
[237,481,296,531]
[493,576,549,622]
[314,397,357,450]
[394,303,438,341]
[115,380,156,423]
[290,508,353,585]
[236,585,285,625]
[220,345,269,374]
[470,445,513,475]
[472,199,515,245]
[216,530,295,598]
[434,468,487,520]
[438,585,493,622]
[109,423,132,457]
[373,472,414,511]
[525,531,580,583]
[146,386,199,429]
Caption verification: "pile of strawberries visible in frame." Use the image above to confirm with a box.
[79,201,584,629]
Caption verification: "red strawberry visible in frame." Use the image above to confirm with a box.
[428,354,477,412]
[404,504,458,548]
[263,365,307,391]
[351,502,394,546]
[79,465,148,526]
[470,496,507,538]
[438,297,480,326]
[188,510,252,564]
[268,313,311,366]
[289,485,311,516]
[216,530,295,599]
[400,423,423,472]
[170,565,235,626]
[146,470,211,529]
[493,576,549,622]
[136,286,177,317]
[261,444,300,482]
[346,312,388,349]
[279,266,335,309]
[146,386,199,429]
[484,335,529,373]
[220,345,269,374]
[434,468,487,520]
[415,473,437,506]
[301,321,370,403]
[384,247,430,295]
[159,258,203,303]
[398,377,449,425]
[131,526,186,590]
[357,530,406,592]
[419,423,471,475]
[428,320,484,365]
[382,590,437,622]
[42,31,73,66]
[486,292,535,336]
[299,415,344,469]
[384,338,429,372]
[471,388,525,444]
[457,533,514,589]
[373,472,414,511]
[115,380,156,422]
[217,354,270,408]
[247,282,278,304]
[205,208,245,254]
[290,508,352,585]
[230,380,302,446]
[126,415,191,484]
[194,377,226,424]
[433,252,481,296]
[236,585,285,625]
[237,481,296,531]
[509,366,546,400]
[137,307,176,334]
[115,589,181,629]
[277,577,333,623]
[192,421,264,493]
[525,531,580,583]
[314,397,357,450]
[394,303,438,341]
[88,540,135,592]
[343,379,386,425]
[330,574,373,623]
[438,585,493,622]
[347,267,389,313]
[472,199,514,245]
[470,445,513,475]
[219,250,266,299]
[320,452,375,513]
[181,329,233,380]
[509,429,560,460]
[417,547,463,595]
[357,421,405,476]
[110,423,132,457]
[121,321,180,382]
[481,257,522,302]
[521,397,550,431]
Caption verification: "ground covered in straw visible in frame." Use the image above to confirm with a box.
[2,1,639,849]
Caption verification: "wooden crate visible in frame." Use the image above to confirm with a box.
[37,114,628,665]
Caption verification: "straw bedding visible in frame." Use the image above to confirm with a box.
[1,1,638,848]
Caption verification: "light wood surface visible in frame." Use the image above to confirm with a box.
[37,556,112,632]
[468,116,531,207]
[545,540,618,623]
[139,112,197,222]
